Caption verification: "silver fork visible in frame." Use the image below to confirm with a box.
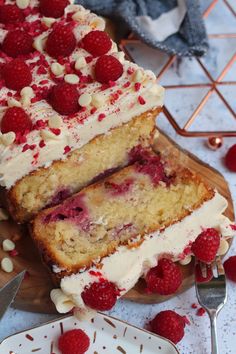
[195,256,227,354]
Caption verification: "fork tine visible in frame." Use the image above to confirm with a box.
[215,256,225,277]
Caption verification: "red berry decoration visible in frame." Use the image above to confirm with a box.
[1,107,32,134]
[46,25,76,58]
[2,30,33,58]
[82,30,112,57]
[0,5,24,24]
[48,83,79,115]
[150,310,186,344]
[39,0,69,18]
[195,263,213,283]
[191,228,220,263]
[58,329,90,354]
[82,281,118,311]
[145,258,182,295]
[225,144,236,172]
[95,55,123,84]
[3,59,32,91]
[224,256,236,282]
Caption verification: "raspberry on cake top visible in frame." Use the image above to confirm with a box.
[0,0,164,189]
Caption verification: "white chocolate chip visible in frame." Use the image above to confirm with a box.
[0,208,9,221]
[21,86,34,99]
[217,239,229,256]
[179,255,192,266]
[7,97,22,108]
[64,74,79,84]
[41,17,56,28]
[2,239,15,252]
[33,33,47,53]
[1,132,16,146]
[72,9,90,21]
[51,62,65,77]
[48,115,62,129]
[21,97,31,107]
[75,57,87,70]
[1,257,13,273]
[133,69,144,83]
[41,129,61,141]
[89,17,105,30]
[92,93,105,108]
[78,93,92,107]
[50,289,75,313]
[111,41,118,53]
[16,0,30,9]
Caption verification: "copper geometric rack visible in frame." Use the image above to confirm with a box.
[120,0,236,137]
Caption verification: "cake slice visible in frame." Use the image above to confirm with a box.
[0,1,164,222]
[31,148,235,315]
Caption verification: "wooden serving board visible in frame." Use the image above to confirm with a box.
[0,131,234,314]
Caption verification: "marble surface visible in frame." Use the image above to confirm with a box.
[0,1,236,353]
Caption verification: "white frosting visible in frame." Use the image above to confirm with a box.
[0,1,164,188]
[51,191,235,314]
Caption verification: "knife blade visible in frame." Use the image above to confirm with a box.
[0,271,25,321]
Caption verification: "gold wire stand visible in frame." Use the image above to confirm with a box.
[119,0,236,138]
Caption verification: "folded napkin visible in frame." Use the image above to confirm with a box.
[77,0,208,57]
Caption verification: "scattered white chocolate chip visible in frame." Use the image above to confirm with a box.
[0,208,9,221]
[48,115,62,129]
[78,93,92,107]
[92,93,105,108]
[1,257,13,273]
[1,132,16,146]
[133,69,144,83]
[75,57,87,70]
[20,86,34,107]
[21,86,34,99]
[51,62,65,77]
[111,41,118,53]
[7,97,22,108]
[72,9,90,21]
[179,255,192,266]
[33,33,47,53]
[217,239,229,256]
[64,74,79,85]
[41,129,61,141]
[16,0,30,9]
[41,17,56,28]
[50,289,75,313]
[2,239,15,252]
[89,17,105,30]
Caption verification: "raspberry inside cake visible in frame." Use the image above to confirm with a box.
[31,149,235,314]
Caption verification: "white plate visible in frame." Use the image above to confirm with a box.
[0,312,179,353]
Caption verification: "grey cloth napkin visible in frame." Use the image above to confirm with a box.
[76,0,208,57]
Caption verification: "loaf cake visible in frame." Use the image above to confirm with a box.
[31,148,235,315]
[0,0,164,222]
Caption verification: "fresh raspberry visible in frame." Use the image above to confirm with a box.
[150,310,186,344]
[95,55,123,84]
[191,228,220,263]
[48,82,79,115]
[82,30,112,57]
[39,0,69,18]
[3,59,32,91]
[224,256,236,282]
[195,263,213,283]
[2,30,33,58]
[0,5,24,24]
[225,144,236,172]
[46,25,76,58]
[1,107,32,134]
[82,281,118,311]
[145,258,182,295]
[58,329,90,354]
